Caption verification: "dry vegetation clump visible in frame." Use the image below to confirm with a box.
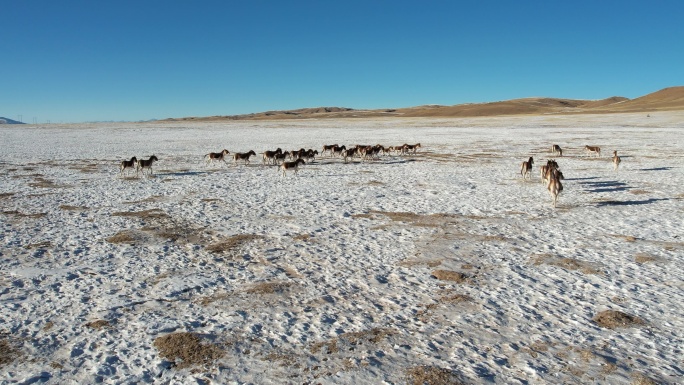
[405,365,468,385]
[397,258,442,268]
[28,176,59,188]
[205,234,264,254]
[0,338,22,368]
[24,241,51,249]
[85,320,111,330]
[634,254,658,264]
[431,270,469,283]
[630,372,659,385]
[59,205,89,211]
[531,254,603,275]
[244,281,293,295]
[353,210,459,228]
[153,332,224,369]
[111,208,169,219]
[310,328,395,355]
[593,310,646,329]
[105,229,147,244]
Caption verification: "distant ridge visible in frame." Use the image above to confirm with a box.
[0,117,25,124]
[162,86,684,121]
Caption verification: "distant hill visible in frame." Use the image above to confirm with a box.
[161,86,684,121]
[0,117,25,124]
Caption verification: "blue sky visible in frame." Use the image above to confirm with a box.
[3,1,683,123]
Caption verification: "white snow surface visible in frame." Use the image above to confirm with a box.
[1,113,683,384]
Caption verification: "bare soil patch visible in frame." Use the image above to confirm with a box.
[153,332,224,369]
[593,310,646,329]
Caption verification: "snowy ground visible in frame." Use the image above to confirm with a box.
[1,112,683,384]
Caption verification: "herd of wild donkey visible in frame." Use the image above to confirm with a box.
[119,142,621,208]
[118,143,422,178]
[521,144,622,207]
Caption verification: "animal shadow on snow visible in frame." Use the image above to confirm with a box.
[596,198,669,207]
[638,167,673,172]
[579,180,630,193]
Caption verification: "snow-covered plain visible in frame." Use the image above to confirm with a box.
[1,112,683,384]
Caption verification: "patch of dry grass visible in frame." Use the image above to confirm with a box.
[531,254,603,275]
[112,208,169,219]
[397,258,442,268]
[0,338,22,368]
[610,234,638,242]
[353,210,461,228]
[630,372,659,385]
[405,365,467,385]
[24,241,52,249]
[310,328,395,355]
[106,230,147,244]
[431,270,469,283]
[153,332,224,369]
[634,254,658,264]
[205,234,264,254]
[59,205,89,211]
[2,210,47,219]
[593,310,645,329]
[85,320,111,330]
[244,281,293,295]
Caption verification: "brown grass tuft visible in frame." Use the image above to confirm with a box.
[310,328,395,355]
[205,234,264,254]
[59,205,89,211]
[405,365,467,385]
[111,209,169,219]
[85,320,110,330]
[0,338,22,368]
[634,254,658,264]
[153,332,224,369]
[244,281,293,295]
[431,270,469,283]
[106,230,145,244]
[531,254,602,275]
[630,372,659,385]
[593,310,645,329]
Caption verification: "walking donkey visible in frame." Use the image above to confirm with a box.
[204,149,230,165]
[547,168,564,207]
[233,150,257,165]
[520,157,534,180]
[119,156,137,176]
[137,155,159,176]
[279,158,306,177]
[612,150,621,171]
[585,145,601,157]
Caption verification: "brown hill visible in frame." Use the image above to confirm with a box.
[586,86,684,113]
[163,86,683,121]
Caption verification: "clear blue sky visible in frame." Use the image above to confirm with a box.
[3,0,683,123]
